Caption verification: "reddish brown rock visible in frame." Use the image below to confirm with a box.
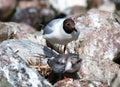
[0,22,46,45]
[11,0,55,30]
[87,0,103,9]
[19,23,36,34]
[16,23,46,45]
[67,9,120,86]
[71,9,120,61]
[48,0,87,13]
[0,0,17,21]
[52,9,120,86]
[17,0,46,10]
[54,79,80,87]
[63,6,87,17]
[87,0,116,13]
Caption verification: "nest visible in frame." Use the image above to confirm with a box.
[27,58,52,77]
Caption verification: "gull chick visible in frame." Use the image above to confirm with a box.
[47,53,82,84]
[47,53,82,73]
[43,18,79,52]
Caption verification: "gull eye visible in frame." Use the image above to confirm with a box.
[66,23,70,26]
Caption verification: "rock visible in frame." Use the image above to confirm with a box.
[17,0,42,10]
[15,23,47,46]
[54,78,108,87]
[111,70,120,87]
[98,0,116,13]
[87,0,116,13]
[0,74,12,87]
[52,9,120,86]
[70,9,120,86]
[63,6,86,17]
[11,7,41,28]
[0,22,46,46]
[48,0,87,13]
[0,39,58,64]
[54,79,81,87]
[0,39,58,87]
[0,0,17,21]
[0,9,120,87]
[0,22,20,42]
[11,0,55,30]
[18,23,36,34]
[39,8,55,25]
[87,0,103,9]
[113,0,120,10]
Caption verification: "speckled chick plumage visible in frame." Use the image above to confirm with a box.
[47,53,82,73]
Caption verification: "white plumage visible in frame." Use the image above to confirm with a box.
[43,18,79,45]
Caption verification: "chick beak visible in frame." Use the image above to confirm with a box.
[73,28,77,32]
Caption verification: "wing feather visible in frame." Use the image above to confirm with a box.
[43,18,65,35]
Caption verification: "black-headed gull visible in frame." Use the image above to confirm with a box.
[43,18,79,52]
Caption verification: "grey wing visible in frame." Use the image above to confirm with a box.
[47,59,66,73]
[43,18,65,34]
[43,25,53,34]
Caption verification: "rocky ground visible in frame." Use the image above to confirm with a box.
[0,0,120,87]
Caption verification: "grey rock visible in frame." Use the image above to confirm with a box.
[0,22,46,46]
[0,39,58,87]
[0,22,20,42]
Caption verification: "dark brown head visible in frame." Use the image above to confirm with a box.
[63,18,77,34]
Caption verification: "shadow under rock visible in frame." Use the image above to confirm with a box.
[47,71,80,85]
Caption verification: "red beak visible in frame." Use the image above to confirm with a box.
[74,28,77,32]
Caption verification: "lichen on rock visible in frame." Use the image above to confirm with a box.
[0,40,58,87]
